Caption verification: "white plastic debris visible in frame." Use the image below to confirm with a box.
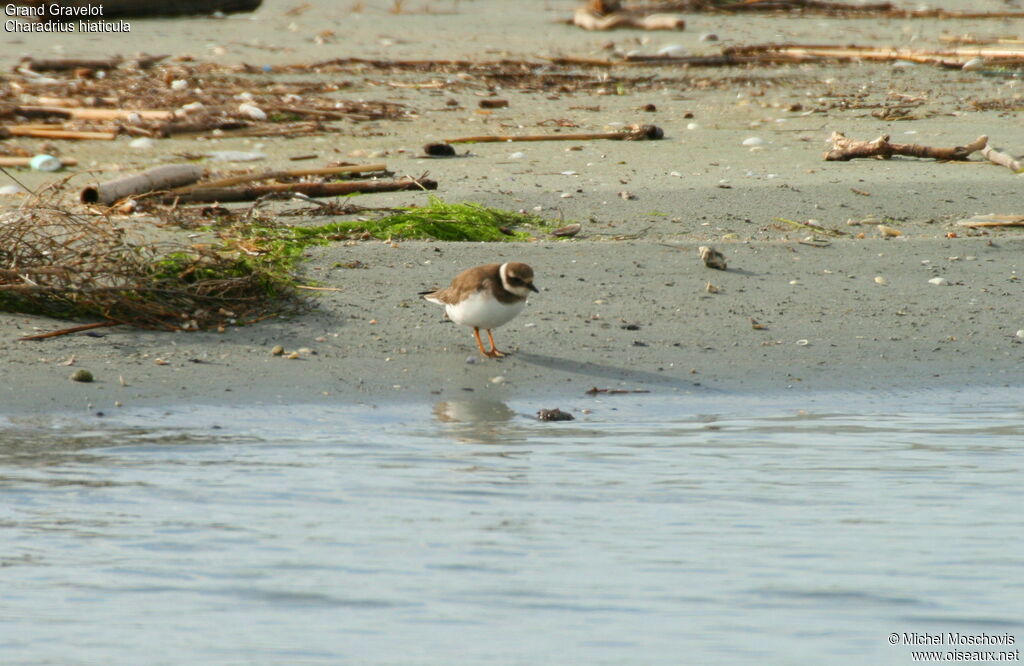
[29,154,62,172]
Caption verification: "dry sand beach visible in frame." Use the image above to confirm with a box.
[2,0,1023,413]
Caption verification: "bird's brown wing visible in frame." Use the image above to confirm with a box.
[422,263,501,304]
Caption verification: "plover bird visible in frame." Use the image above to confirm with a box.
[422,262,538,358]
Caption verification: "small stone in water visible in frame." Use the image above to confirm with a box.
[537,408,574,422]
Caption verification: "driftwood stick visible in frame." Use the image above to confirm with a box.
[158,178,437,204]
[572,7,685,30]
[825,132,987,161]
[80,164,206,205]
[17,321,121,341]
[169,163,388,193]
[6,126,118,141]
[447,124,663,144]
[981,143,1024,172]
[15,106,174,121]
[956,214,1024,228]
[20,56,123,71]
[157,119,251,137]
[0,156,77,168]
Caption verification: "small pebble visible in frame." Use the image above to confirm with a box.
[928,277,949,286]
[129,137,155,150]
[271,345,285,356]
[742,137,764,147]
[686,122,699,130]
[490,376,506,385]
[874,276,887,285]
[70,369,93,383]
[1016,330,1024,339]
[423,142,455,157]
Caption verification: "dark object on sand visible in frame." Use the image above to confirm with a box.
[423,142,456,157]
[13,0,262,19]
[537,408,575,422]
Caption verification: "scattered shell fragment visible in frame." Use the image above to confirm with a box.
[618,190,636,200]
[750,318,768,330]
[874,276,888,285]
[490,376,506,385]
[928,277,950,286]
[537,408,574,422]
[705,281,719,293]
[129,137,155,150]
[795,339,810,346]
[699,246,727,270]
[1016,330,1024,339]
[742,136,764,147]
[878,225,902,237]
[962,57,985,71]
[271,345,285,356]
[238,103,267,121]
[179,101,204,114]
[70,369,93,383]
[551,223,581,237]
[657,44,687,57]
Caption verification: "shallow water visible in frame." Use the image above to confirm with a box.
[2,390,1022,665]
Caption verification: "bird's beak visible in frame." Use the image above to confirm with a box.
[528,283,539,293]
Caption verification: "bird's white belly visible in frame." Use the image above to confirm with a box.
[446,291,525,329]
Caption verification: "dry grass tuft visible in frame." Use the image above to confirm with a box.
[0,189,297,330]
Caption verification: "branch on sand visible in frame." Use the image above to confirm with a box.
[981,144,1024,173]
[824,132,988,161]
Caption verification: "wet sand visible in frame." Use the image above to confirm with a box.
[2,0,1023,413]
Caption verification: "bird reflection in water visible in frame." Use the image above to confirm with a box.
[432,399,518,445]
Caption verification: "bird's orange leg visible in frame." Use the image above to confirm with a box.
[485,329,507,358]
[472,327,493,357]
